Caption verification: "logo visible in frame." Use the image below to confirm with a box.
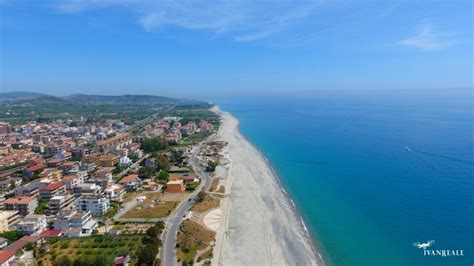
[413,240,435,250]
[412,240,464,257]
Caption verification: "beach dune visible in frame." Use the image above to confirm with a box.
[212,107,323,266]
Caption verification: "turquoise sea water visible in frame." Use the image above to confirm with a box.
[215,89,473,265]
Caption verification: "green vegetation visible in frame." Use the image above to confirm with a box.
[0,231,24,244]
[34,200,49,214]
[141,137,168,153]
[191,194,220,213]
[159,108,219,126]
[156,171,169,182]
[186,182,199,191]
[206,160,218,172]
[137,222,165,266]
[38,235,144,265]
[0,94,211,125]
[177,220,215,265]
[0,161,28,172]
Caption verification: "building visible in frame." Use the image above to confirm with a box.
[22,163,46,179]
[95,133,131,152]
[104,184,125,202]
[0,211,19,233]
[118,174,139,190]
[4,197,37,216]
[93,167,114,187]
[47,194,76,215]
[0,122,11,135]
[75,195,110,216]
[38,168,62,180]
[53,210,97,236]
[99,154,120,167]
[166,179,185,193]
[39,181,66,201]
[0,180,11,191]
[0,237,7,250]
[73,183,102,197]
[62,174,84,190]
[14,214,47,235]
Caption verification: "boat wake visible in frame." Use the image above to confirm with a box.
[409,148,473,165]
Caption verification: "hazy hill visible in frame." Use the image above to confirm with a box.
[0,92,210,108]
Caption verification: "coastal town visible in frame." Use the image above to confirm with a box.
[0,104,229,265]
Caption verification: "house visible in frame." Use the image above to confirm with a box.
[38,168,62,180]
[104,184,125,202]
[0,180,11,190]
[0,236,40,266]
[0,237,7,250]
[14,214,47,235]
[0,211,19,232]
[47,194,76,215]
[61,161,79,173]
[166,179,185,193]
[62,174,84,190]
[53,209,97,236]
[39,181,66,201]
[114,255,130,266]
[75,195,110,216]
[142,179,160,191]
[4,197,37,216]
[93,167,114,187]
[119,156,132,166]
[99,154,120,167]
[22,163,46,179]
[183,175,199,183]
[73,183,102,197]
[118,174,139,190]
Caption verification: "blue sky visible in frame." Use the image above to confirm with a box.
[0,0,472,98]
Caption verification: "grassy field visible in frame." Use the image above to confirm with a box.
[209,178,219,192]
[190,194,220,213]
[37,235,144,265]
[123,201,177,219]
[177,220,215,265]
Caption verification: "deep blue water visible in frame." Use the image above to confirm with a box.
[214,89,473,266]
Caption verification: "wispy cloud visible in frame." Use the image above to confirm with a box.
[398,21,454,51]
[52,0,323,42]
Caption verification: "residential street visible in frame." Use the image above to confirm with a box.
[160,141,212,266]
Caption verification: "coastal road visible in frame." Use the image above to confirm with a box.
[160,141,213,266]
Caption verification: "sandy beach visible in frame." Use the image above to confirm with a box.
[211,107,323,266]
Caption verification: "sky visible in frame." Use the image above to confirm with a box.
[0,0,472,99]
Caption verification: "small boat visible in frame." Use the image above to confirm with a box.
[405,146,411,152]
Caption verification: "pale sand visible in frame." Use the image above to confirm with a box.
[211,107,323,266]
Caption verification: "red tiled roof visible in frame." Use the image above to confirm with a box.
[0,236,39,264]
[42,181,64,191]
[26,163,45,172]
[39,230,62,238]
[4,197,34,205]
[119,174,138,184]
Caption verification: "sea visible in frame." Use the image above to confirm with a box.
[214,88,473,266]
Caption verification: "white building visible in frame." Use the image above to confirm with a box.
[104,184,125,202]
[119,156,132,166]
[15,214,47,235]
[75,195,110,216]
[54,209,97,236]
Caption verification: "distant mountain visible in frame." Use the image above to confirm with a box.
[0,91,49,101]
[1,91,210,108]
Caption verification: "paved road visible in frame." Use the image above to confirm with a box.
[160,141,212,266]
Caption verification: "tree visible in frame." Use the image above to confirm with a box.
[206,160,217,172]
[141,137,167,153]
[196,191,205,202]
[53,256,72,266]
[137,245,157,266]
[156,171,169,181]
[156,155,170,171]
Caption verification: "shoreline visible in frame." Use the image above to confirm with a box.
[211,106,324,266]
